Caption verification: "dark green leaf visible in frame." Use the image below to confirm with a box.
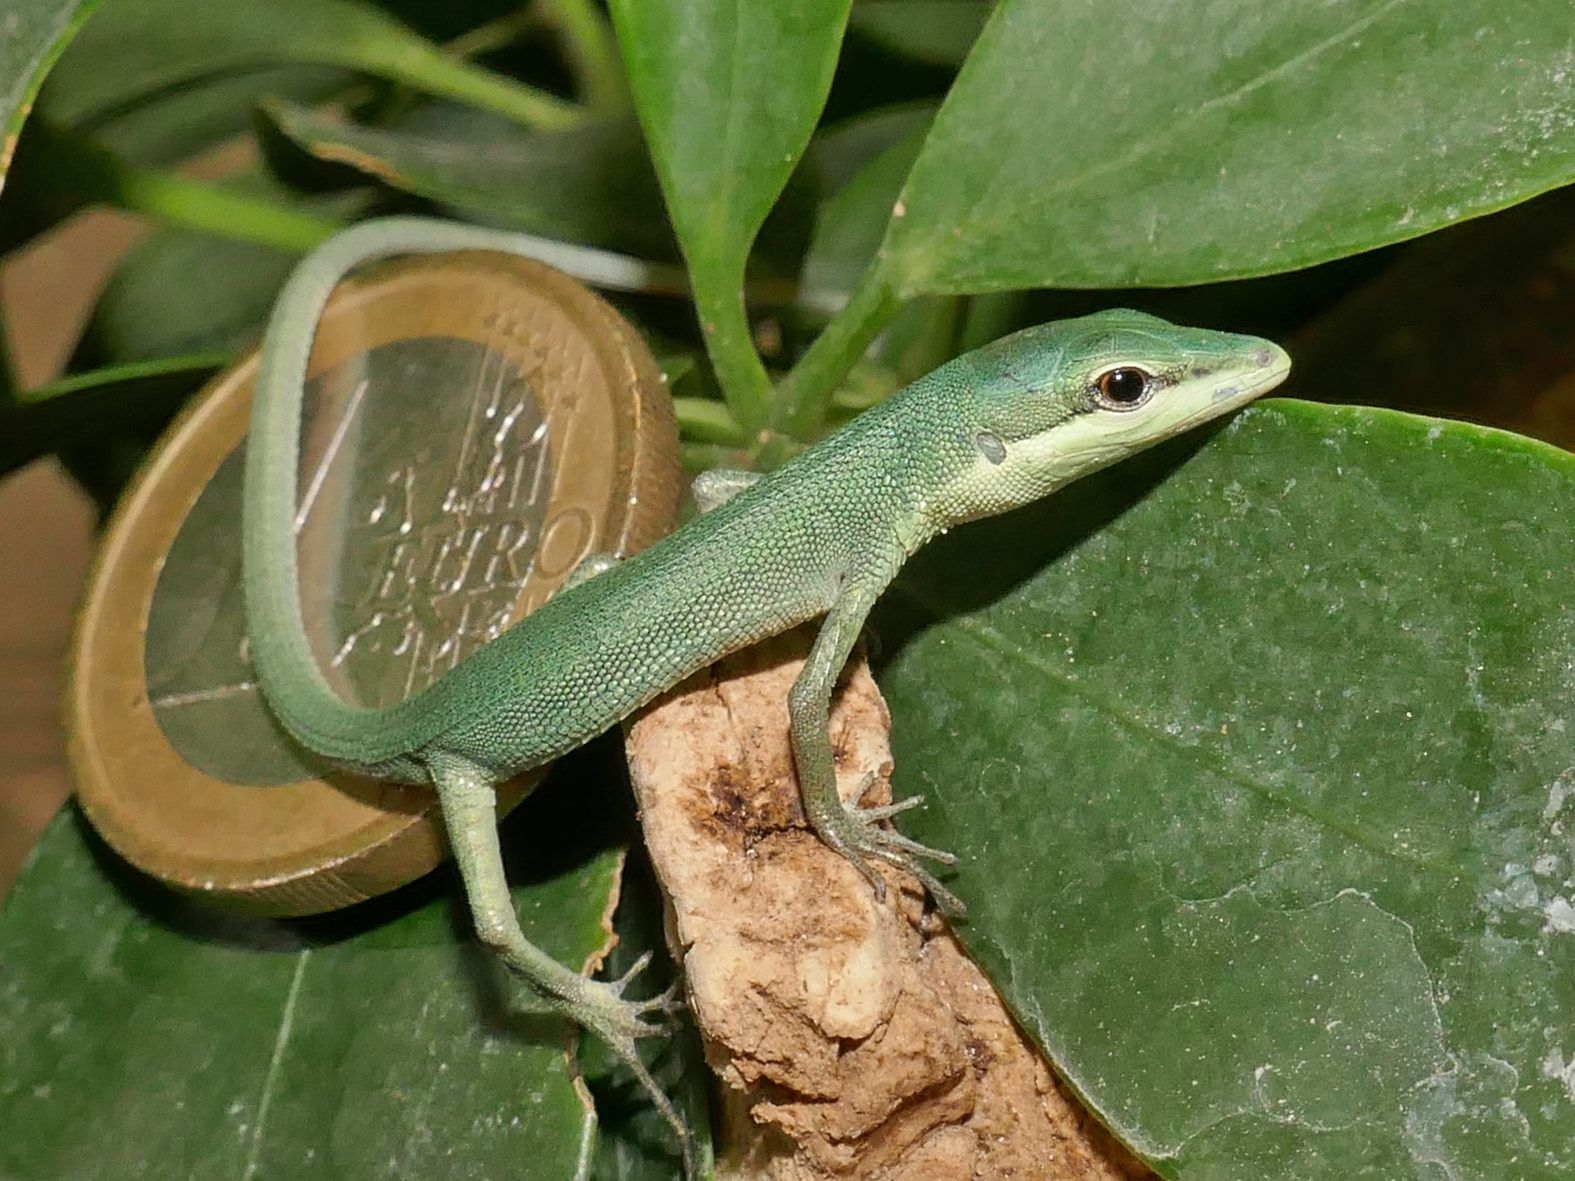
[878,400,1575,1179]
[0,354,223,480]
[97,65,349,166]
[42,0,577,132]
[807,101,934,197]
[76,175,368,367]
[803,109,931,298]
[608,0,853,424]
[849,0,989,66]
[83,228,299,362]
[880,0,1575,294]
[264,99,675,258]
[0,796,624,1179]
[585,849,713,1180]
[0,0,101,191]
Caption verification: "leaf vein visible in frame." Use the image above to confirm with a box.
[955,0,1411,250]
[240,948,311,1181]
[887,578,1442,872]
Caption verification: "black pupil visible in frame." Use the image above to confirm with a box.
[1100,367,1149,404]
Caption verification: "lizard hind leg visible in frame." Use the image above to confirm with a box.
[424,749,698,1175]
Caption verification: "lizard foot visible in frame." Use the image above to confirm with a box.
[563,952,684,1043]
[816,778,967,918]
[561,959,700,1177]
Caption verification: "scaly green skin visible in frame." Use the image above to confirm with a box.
[242,216,1291,1172]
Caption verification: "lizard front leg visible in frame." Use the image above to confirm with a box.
[691,468,762,513]
[562,551,620,590]
[788,576,965,917]
[425,750,697,1174]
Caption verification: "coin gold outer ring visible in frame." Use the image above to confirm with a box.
[68,252,681,916]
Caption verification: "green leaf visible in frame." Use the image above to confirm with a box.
[807,100,935,197]
[848,0,989,66]
[0,0,101,191]
[263,99,675,258]
[608,0,853,428]
[42,0,579,132]
[83,227,298,363]
[880,0,1575,294]
[0,794,625,1179]
[877,401,1575,1179]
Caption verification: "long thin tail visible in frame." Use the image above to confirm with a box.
[241,217,670,764]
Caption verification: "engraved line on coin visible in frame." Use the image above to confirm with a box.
[146,381,372,715]
[295,376,370,531]
[151,682,258,708]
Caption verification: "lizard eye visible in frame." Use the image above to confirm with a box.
[1093,366,1154,410]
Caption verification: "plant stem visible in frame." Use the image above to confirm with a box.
[444,8,542,60]
[360,35,584,131]
[774,262,904,440]
[673,397,749,446]
[44,127,341,253]
[538,0,628,112]
[694,255,773,436]
[118,172,341,254]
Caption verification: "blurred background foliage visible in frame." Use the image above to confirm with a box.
[3,0,1571,496]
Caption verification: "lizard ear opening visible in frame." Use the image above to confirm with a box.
[974,430,1007,465]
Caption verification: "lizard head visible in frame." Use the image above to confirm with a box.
[931,309,1291,523]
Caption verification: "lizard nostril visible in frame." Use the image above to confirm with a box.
[1253,348,1275,368]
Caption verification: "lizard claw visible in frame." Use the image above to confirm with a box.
[857,794,927,822]
[594,953,686,1032]
[610,950,655,993]
[818,785,967,918]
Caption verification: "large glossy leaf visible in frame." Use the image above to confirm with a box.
[879,0,1575,294]
[877,400,1575,1179]
[0,0,101,190]
[607,0,853,424]
[41,0,576,132]
[0,783,628,1179]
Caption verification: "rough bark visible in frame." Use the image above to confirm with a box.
[624,630,1156,1180]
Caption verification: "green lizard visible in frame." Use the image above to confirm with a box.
[242,217,1291,1170]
